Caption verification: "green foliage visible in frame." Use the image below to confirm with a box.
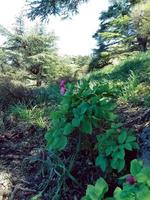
[8,104,51,128]
[33,83,62,105]
[131,2,150,38]
[27,0,89,20]
[96,123,139,172]
[0,20,85,86]
[121,71,139,101]
[90,0,134,69]
[82,159,150,200]
[45,80,118,151]
[90,0,150,69]
[88,51,150,107]
[81,178,108,200]
[45,79,139,183]
[114,160,150,200]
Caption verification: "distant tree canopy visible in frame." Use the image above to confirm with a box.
[27,0,89,20]
[0,16,64,85]
[90,0,150,69]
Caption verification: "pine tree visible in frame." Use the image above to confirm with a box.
[0,20,59,86]
[90,0,149,69]
[27,0,89,20]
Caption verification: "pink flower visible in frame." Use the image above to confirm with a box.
[60,86,66,95]
[60,79,66,95]
[60,80,66,87]
[126,175,136,185]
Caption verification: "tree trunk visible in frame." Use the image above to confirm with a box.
[137,36,148,52]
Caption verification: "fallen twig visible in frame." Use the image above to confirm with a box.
[10,184,37,200]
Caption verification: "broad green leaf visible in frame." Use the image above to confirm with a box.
[136,185,150,200]
[117,159,125,172]
[95,178,108,198]
[111,123,122,129]
[113,187,122,199]
[111,158,125,172]
[63,123,73,135]
[84,178,108,200]
[112,149,125,159]
[132,142,139,149]
[73,108,81,118]
[86,185,98,199]
[80,102,89,114]
[106,146,114,156]
[106,112,118,122]
[45,130,53,141]
[124,143,133,151]
[81,118,92,134]
[118,130,127,144]
[136,168,150,183]
[72,118,81,128]
[52,135,68,150]
[118,149,125,159]
[130,159,143,176]
[96,154,108,172]
[147,180,150,187]
[126,136,136,142]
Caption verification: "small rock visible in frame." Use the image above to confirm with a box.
[0,171,12,199]
[138,127,150,166]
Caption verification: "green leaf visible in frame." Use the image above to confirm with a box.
[52,135,68,150]
[106,146,114,156]
[81,118,92,134]
[118,130,127,144]
[95,178,108,197]
[112,148,125,159]
[136,185,150,200]
[111,123,122,129]
[45,129,53,141]
[130,159,143,176]
[118,148,125,159]
[132,142,139,149]
[111,158,125,172]
[106,112,118,122]
[86,185,98,199]
[113,187,122,199]
[117,159,125,172]
[72,118,81,128]
[96,154,108,172]
[83,178,108,200]
[146,180,150,187]
[126,136,136,142]
[80,102,89,114]
[136,168,150,183]
[124,143,133,151]
[63,123,73,135]
[30,192,42,200]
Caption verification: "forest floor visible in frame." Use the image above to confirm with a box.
[0,102,150,200]
[0,51,150,200]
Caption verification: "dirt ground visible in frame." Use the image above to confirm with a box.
[0,104,150,200]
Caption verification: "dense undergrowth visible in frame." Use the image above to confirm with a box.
[0,51,150,200]
[88,52,150,107]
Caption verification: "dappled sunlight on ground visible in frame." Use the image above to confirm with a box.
[0,170,12,200]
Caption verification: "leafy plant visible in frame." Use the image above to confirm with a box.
[96,123,139,172]
[81,178,108,200]
[7,103,51,128]
[45,80,118,151]
[114,159,150,200]
[82,159,150,200]
[121,71,139,101]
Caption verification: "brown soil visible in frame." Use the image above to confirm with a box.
[0,103,149,200]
